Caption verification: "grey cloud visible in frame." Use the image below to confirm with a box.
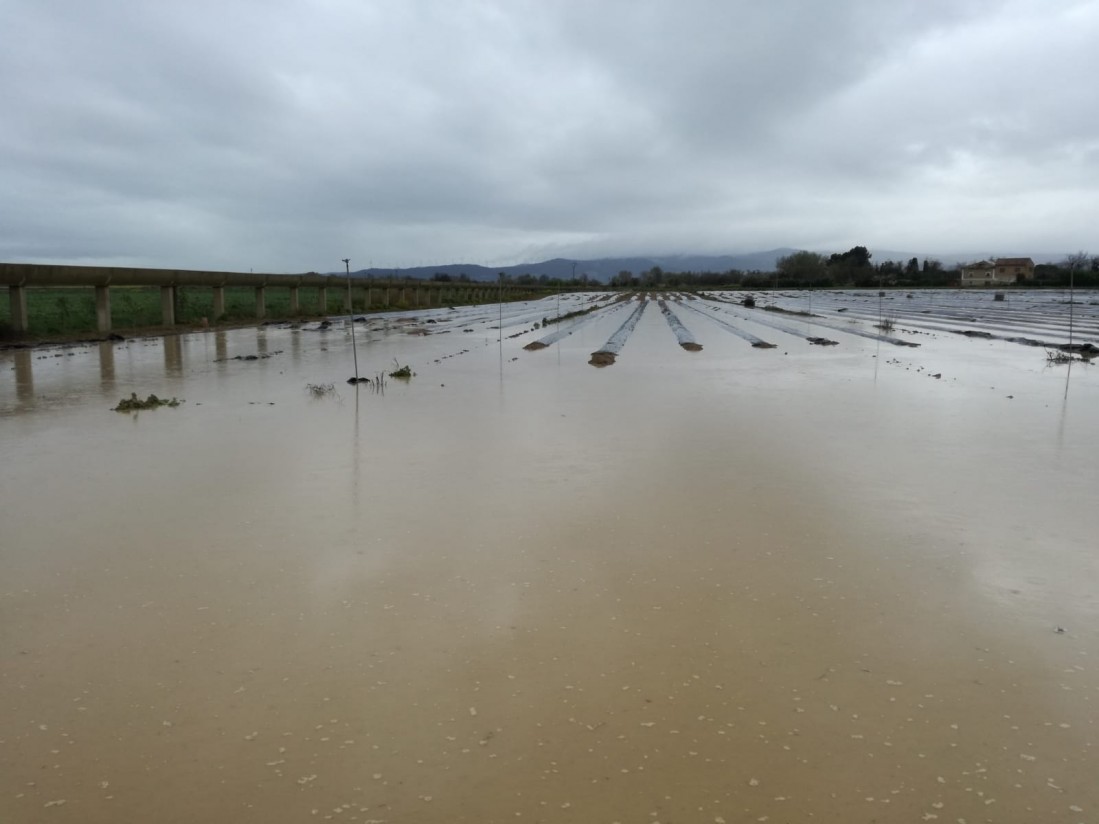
[1,0,1096,270]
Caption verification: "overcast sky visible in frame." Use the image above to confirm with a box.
[2,0,1096,272]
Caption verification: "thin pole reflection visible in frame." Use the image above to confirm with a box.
[163,335,183,377]
[13,350,35,407]
[98,341,116,388]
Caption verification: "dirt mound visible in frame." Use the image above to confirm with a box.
[807,337,839,346]
[679,342,703,352]
[752,341,777,349]
[523,341,548,351]
[588,351,616,367]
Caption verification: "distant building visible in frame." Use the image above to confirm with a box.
[960,257,1035,286]
[960,261,995,285]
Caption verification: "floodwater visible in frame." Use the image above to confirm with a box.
[2,291,1098,824]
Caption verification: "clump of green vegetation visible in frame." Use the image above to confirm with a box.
[112,393,182,412]
[388,361,414,379]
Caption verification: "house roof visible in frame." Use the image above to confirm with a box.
[962,261,994,269]
[995,257,1034,266]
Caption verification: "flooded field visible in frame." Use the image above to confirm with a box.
[2,289,1098,823]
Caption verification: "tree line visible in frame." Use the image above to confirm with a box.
[602,248,1099,289]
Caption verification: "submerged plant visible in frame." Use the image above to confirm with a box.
[112,393,182,412]
[388,360,414,379]
[1046,349,1092,365]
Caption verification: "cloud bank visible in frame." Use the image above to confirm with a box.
[2,0,1096,271]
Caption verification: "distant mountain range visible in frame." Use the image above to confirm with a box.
[347,249,1064,283]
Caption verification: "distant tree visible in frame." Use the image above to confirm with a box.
[777,251,829,283]
[827,246,873,285]
[845,246,872,268]
[741,273,773,289]
[905,257,920,276]
[1046,253,1099,287]
[1034,263,1060,286]
[1061,251,1091,271]
[916,259,952,287]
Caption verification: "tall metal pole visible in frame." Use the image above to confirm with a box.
[564,262,574,320]
[344,258,359,382]
[1069,261,1076,348]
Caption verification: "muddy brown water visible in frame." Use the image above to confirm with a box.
[2,305,1098,823]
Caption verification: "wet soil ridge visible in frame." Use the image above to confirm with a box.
[703,296,919,348]
[524,300,631,351]
[539,298,616,327]
[786,312,920,347]
[762,304,819,318]
[680,300,776,348]
[658,300,703,351]
[800,289,1098,350]
[949,327,1099,356]
[694,297,824,345]
[589,298,649,367]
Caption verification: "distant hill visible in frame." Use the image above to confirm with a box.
[343,248,1065,283]
[349,250,798,283]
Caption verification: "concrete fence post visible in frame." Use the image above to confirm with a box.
[255,286,266,319]
[8,285,30,333]
[160,286,176,326]
[288,286,300,315]
[95,285,111,332]
[212,286,226,320]
[317,286,328,315]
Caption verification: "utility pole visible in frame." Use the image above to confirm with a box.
[564,262,574,320]
[344,258,360,382]
[1069,259,1076,348]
